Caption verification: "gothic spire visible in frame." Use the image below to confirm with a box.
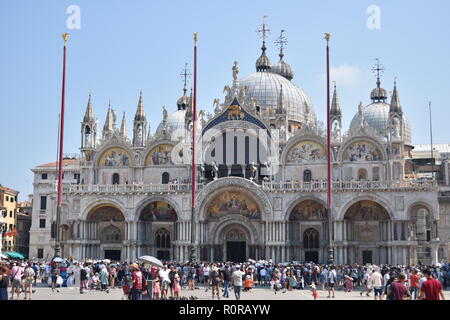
[330,82,341,116]
[134,90,146,121]
[103,101,115,137]
[120,111,127,138]
[276,85,285,114]
[83,90,94,122]
[389,78,402,114]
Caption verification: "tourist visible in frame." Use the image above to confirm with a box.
[310,283,318,300]
[327,266,336,298]
[409,269,420,299]
[344,274,353,292]
[231,265,244,300]
[159,265,170,299]
[210,265,221,300]
[370,267,383,300]
[130,263,143,300]
[173,273,180,299]
[203,263,211,292]
[418,269,445,300]
[387,273,410,300]
[23,263,36,300]
[10,262,24,300]
[100,265,109,293]
[221,265,231,298]
[0,265,9,301]
[153,278,161,300]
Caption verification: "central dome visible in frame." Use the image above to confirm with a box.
[239,71,315,125]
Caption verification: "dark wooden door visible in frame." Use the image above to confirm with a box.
[226,241,246,262]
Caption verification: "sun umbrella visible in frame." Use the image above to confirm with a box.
[102,259,111,264]
[52,257,64,263]
[137,255,163,268]
[0,253,8,260]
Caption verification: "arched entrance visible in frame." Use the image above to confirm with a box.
[288,200,327,263]
[344,200,390,264]
[86,204,125,260]
[138,201,177,259]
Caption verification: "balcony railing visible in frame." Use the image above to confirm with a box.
[261,180,438,193]
[62,179,437,195]
[63,183,194,194]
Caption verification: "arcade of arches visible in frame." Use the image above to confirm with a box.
[57,196,437,264]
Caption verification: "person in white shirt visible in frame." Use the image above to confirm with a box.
[231,266,244,300]
[203,264,211,292]
[370,268,383,300]
[159,265,170,299]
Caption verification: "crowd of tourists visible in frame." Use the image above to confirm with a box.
[0,257,447,300]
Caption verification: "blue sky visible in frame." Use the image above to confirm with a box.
[1,0,449,199]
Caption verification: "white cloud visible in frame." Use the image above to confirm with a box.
[318,64,364,89]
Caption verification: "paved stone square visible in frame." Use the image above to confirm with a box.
[10,283,450,300]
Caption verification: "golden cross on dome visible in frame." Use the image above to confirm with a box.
[372,58,385,86]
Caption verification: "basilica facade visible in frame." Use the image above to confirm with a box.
[29,32,450,265]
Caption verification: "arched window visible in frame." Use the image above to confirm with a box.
[303,170,312,182]
[112,173,120,185]
[155,229,171,249]
[84,126,91,134]
[162,172,170,184]
[101,226,122,243]
[303,228,319,249]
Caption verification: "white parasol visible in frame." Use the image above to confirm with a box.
[137,255,163,268]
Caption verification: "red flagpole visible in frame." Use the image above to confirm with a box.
[325,33,334,264]
[190,33,198,262]
[55,33,69,257]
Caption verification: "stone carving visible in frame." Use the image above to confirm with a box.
[344,141,382,162]
[232,61,239,81]
[392,117,401,139]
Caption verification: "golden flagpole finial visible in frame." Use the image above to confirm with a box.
[62,33,70,45]
[193,32,198,45]
[324,33,331,42]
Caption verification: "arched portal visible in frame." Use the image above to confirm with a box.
[86,204,125,261]
[288,200,327,263]
[138,201,178,259]
[344,200,390,265]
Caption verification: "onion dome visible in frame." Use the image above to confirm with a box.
[271,30,294,81]
[176,87,191,110]
[256,42,271,72]
[239,71,315,125]
[349,101,411,144]
[156,109,186,136]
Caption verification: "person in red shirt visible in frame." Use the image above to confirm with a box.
[131,263,143,300]
[409,269,420,300]
[387,273,410,300]
[419,269,445,300]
